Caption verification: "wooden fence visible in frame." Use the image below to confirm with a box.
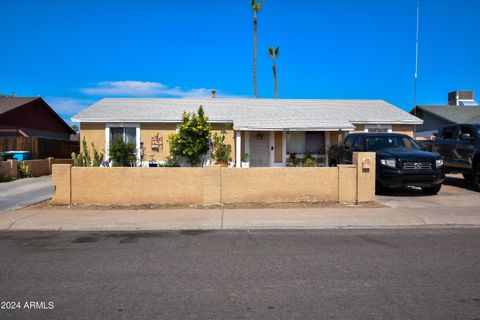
[0,137,79,159]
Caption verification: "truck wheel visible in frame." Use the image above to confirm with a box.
[421,184,442,195]
[463,173,474,181]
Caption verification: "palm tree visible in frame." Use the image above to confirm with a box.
[251,0,264,98]
[268,46,279,99]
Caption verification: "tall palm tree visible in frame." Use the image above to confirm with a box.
[251,0,264,98]
[268,46,279,99]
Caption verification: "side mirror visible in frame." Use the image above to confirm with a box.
[344,145,351,151]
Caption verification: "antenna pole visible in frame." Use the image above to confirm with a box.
[413,0,420,132]
[414,1,420,108]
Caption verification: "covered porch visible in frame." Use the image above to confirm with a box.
[234,126,352,168]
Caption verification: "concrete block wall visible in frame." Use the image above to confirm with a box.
[51,152,376,206]
[0,158,73,178]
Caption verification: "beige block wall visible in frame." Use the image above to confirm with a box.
[71,167,205,206]
[52,152,376,206]
[22,160,50,177]
[80,123,106,156]
[353,152,376,202]
[1,158,72,178]
[51,164,72,204]
[0,160,16,177]
[221,167,339,203]
[338,165,357,202]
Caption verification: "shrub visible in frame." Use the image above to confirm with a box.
[211,129,232,163]
[158,155,180,167]
[241,153,249,162]
[0,173,15,183]
[72,138,103,167]
[109,137,137,167]
[168,106,211,166]
[17,163,32,178]
[303,158,316,167]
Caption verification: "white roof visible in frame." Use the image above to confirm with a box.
[72,98,422,131]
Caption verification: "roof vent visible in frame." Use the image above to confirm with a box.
[448,90,477,106]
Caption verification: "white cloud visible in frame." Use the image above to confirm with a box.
[44,97,95,123]
[45,97,94,115]
[80,81,216,98]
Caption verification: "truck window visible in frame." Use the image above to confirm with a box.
[343,135,355,148]
[458,126,476,139]
[353,136,365,151]
[441,127,456,140]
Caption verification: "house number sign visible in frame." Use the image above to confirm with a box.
[151,133,163,152]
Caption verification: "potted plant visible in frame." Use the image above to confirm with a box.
[148,154,158,167]
[241,153,250,168]
[211,129,232,167]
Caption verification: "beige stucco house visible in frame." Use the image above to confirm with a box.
[72,98,422,167]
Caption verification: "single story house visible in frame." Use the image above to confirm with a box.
[0,97,75,139]
[72,98,422,167]
[411,90,480,137]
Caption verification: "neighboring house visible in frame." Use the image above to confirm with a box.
[0,97,75,139]
[72,97,421,167]
[411,90,480,137]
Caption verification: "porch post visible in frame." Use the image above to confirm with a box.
[245,131,250,160]
[325,131,331,165]
[235,131,241,168]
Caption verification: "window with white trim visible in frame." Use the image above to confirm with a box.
[110,127,137,145]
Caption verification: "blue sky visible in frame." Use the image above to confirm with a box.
[1,0,479,124]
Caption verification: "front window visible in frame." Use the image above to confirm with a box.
[366,135,420,151]
[110,127,137,145]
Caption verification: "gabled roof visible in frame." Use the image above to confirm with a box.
[0,97,39,115]
[414,105,480,124]
[72,98,422,131]
[0,96,75,134]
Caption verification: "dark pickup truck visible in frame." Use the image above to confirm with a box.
[418,124,480,189]
[329,133,445,194]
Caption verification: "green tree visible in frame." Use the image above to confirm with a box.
[211,128,232,163]
[168,106,211,166]
[109,137,136,167]
[268,46,280,99]
[251,0,264,98]
[70,124,79,134]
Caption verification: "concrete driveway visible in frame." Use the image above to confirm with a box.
[0,176,54,211]
[377,174,480,209]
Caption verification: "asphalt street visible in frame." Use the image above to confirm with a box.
[0,229,479,319]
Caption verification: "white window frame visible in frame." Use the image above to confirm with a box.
[364,124,392,133]
[105,123,141,163]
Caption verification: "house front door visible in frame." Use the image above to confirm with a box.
[249,131,270,167]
